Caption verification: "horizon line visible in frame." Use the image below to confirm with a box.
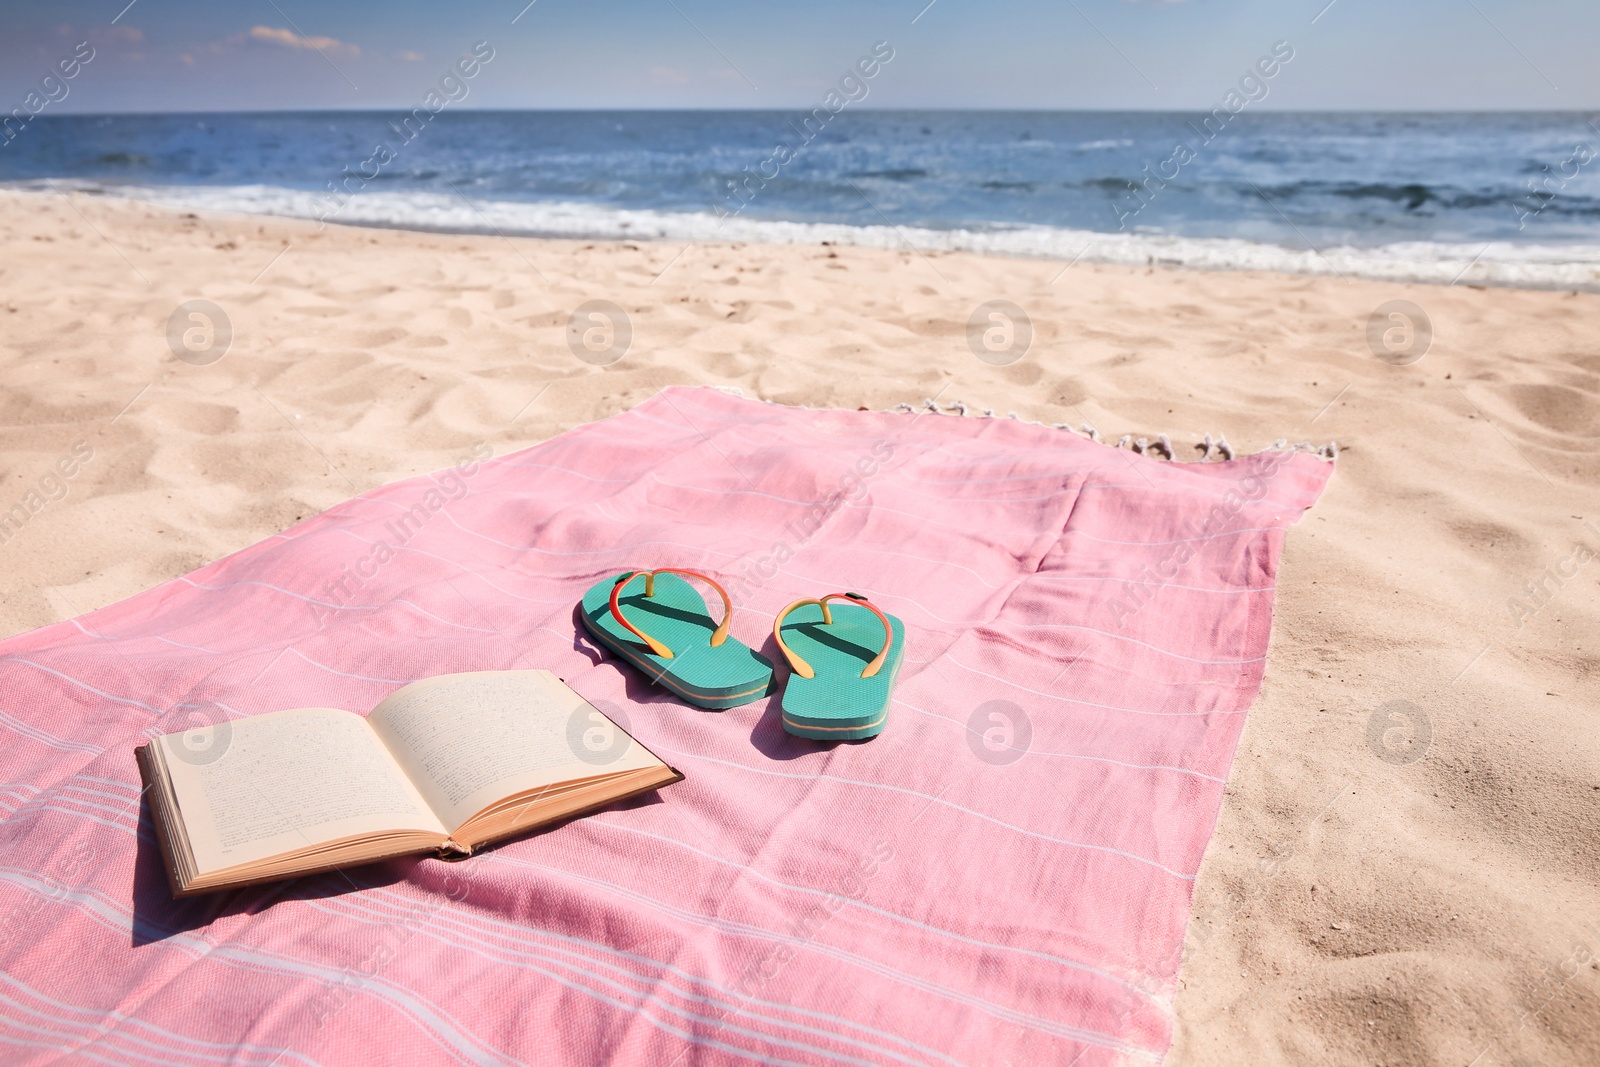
[19,105,1600,118]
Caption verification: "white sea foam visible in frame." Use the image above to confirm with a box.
[40,180,1600,291]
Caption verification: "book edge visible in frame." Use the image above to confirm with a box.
[450,763,685,855]
[134,744,190,899]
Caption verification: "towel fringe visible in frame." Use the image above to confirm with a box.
[867,396,1338,462]
[1269,438,1340,461]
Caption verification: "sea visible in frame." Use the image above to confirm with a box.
[5,110,1599,289]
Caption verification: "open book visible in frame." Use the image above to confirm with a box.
[136,670,681,897]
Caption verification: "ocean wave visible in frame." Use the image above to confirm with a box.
[846,167,929,181]
[30,179,1600,291]
[1255,179,1600,215]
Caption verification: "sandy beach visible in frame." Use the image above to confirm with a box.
[2,187,1597,1065]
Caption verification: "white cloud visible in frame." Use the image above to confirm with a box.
[51,24,145,44]
[248,25,359,57]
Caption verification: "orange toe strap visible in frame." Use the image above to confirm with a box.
[772,592,893,680]
[608,568,733,659]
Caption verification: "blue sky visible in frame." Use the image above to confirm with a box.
[1,0,1594,112]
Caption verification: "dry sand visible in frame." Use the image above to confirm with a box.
[1,188,1597,1065]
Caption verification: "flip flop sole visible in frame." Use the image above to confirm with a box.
[778,602,905,740]
[780,706,892,741]
[580,572,775,710]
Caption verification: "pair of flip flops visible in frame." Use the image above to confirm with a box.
[578,569,904,740]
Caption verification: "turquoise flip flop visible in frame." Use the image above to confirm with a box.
[579,568,775,710]
[773,592,904,740]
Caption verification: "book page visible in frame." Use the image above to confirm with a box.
[157,707,448,875]
[367,670,665,831]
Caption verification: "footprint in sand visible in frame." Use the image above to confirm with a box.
[352,328,407,347]
[1506,382,1598,436]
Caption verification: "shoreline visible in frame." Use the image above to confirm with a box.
[11,180,1600,293]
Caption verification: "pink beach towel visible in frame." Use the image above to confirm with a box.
[0,386,1331,1066]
